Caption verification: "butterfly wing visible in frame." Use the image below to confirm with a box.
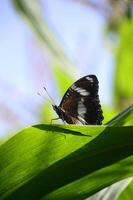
[59,75,104,125]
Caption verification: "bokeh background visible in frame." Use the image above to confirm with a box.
[0,0,133,138]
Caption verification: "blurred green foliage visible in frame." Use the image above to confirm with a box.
[114,19,133,109]
[53,63,74,96]
[12,0,133,125]
[102,106,118,124]
[39,101,54,124]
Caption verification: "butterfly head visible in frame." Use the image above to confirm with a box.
[52,105,63,119]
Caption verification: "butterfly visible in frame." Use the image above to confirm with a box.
[51,75,104,125]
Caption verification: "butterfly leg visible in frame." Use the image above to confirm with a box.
[50,118,60,124]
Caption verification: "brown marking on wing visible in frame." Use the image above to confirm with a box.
[61,95,78,116]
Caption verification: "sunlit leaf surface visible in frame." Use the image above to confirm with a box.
[106,105,133,126]
[117,180,133,200]
[0,104,133,200]
[86,178,133,200]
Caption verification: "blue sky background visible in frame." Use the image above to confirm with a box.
[0,0,114,137]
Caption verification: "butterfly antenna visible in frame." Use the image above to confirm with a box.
[37,92,49,102]
[43,87,55,105]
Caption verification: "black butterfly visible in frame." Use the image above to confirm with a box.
[52,75,104,125]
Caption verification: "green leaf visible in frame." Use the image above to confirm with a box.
[87,178,133,200]
[106,105,133,126]
[0,124,133,200]
[0,105,133,200]
[117,180,133,200]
